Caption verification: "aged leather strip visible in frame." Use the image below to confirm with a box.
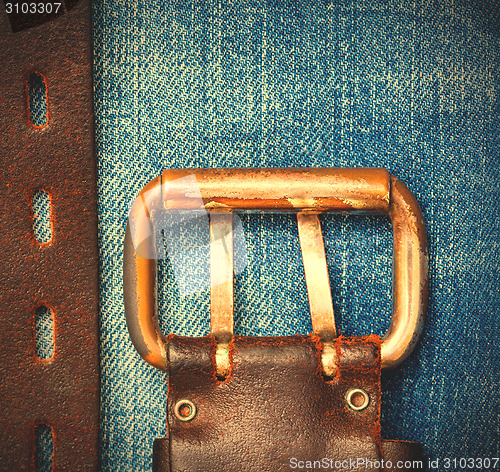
[153,439,425,472]
[0,1,99,470]
[156,334,424,472]
[382,441,425,472]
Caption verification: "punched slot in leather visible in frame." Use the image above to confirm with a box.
[32,190,53,245]
[27,72,49,128]
[34,423,53,472]
[34,306,55,361]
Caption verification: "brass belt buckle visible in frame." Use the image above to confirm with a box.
[123,167,428,471]
[124,168,427,373]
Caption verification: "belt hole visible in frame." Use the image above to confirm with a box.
[27,72,49,128]
[32,190,53,245]
[346,388,370,411]
[34,424,54,471]
[174,399,197,422]
[35,306,55,361]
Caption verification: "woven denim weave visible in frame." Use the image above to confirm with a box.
[32,190,52,244]
[93,1,500,470]
[34,306,54,360]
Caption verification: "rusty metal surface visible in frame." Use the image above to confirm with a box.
[384,175,428,368]
[297,212,337,375]
[209,212,235,341]
[0,1,100,470]
[161,167,391,212]
[123,167,428,375]
[209,212,234,377]
[296,212,336,339]
[123,177,165,370]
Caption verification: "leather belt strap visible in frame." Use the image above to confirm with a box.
[153,335,424,472]
[0,1,99,470]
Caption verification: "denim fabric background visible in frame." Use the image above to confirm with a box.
[93,1,500,470]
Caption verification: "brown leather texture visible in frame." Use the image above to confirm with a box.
[154,334,424,472]
[0,1,99,470]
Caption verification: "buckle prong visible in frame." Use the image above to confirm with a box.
[210,212,234,377]
[297,212,337,376]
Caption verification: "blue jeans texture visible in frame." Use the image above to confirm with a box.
[93,1,500,470]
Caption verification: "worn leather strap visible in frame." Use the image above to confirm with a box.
[153,335,424,472]
[0,1,99,470]
[153,439,424,472]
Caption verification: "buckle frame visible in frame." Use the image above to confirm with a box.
[123,168,428,376]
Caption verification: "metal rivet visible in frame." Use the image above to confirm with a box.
[174,399,197,422]
[346,388,370,411]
